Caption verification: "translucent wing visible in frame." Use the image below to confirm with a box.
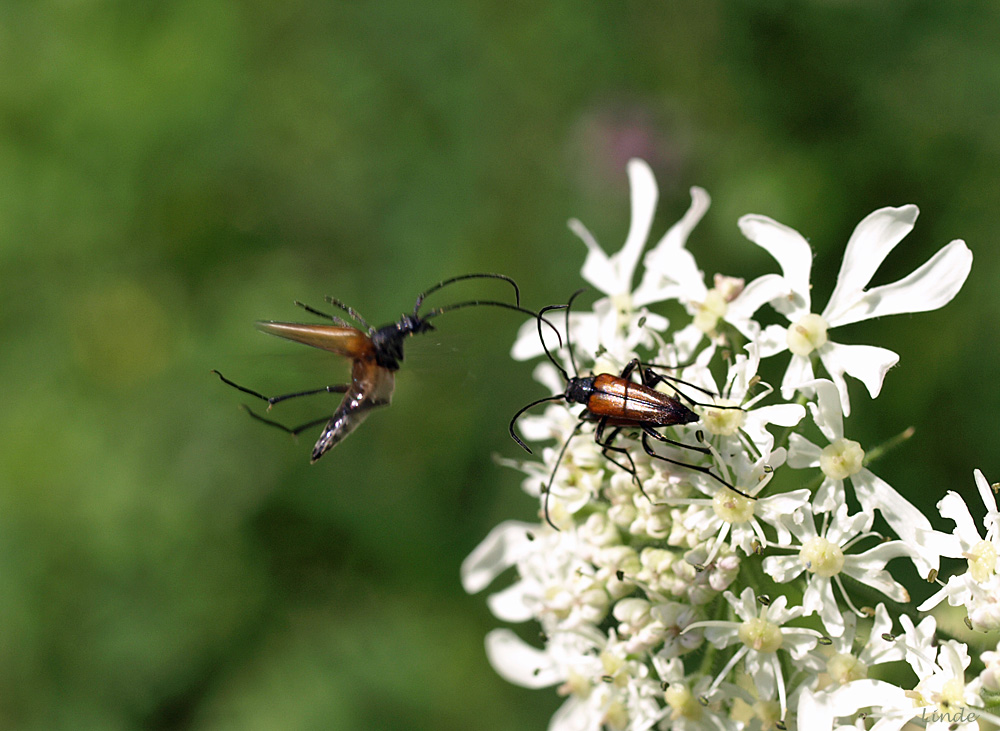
[255,322,375,360]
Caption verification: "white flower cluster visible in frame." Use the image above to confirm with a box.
[463,160,1000,730]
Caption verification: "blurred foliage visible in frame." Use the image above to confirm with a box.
[1,1,998,729]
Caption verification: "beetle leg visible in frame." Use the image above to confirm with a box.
[642,425,711,455]
[596,426,647,499]
[619,358,642,381]
[293,300,353,327]
[323,297,372,331]
[593,417,637,482]
[640,431,754,499]
[640,355,698,370]
[642,368,742,411]
[239,406,330,437]
[593,417,632,478]
[636,363,720,405]
[212,370,349,409]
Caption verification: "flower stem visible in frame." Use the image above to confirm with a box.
[862,426,915,468]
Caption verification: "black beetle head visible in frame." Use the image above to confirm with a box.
[370,315,435,370]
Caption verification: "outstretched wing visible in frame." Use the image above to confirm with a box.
[255,321,375,361]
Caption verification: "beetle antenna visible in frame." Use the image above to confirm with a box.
[508,394,566,453]
[541,421,584,530]
[423,300,563,349]
[536,303,571,382]
[563,288,587,377]
[534,288,587,382]
[413,273,520,314]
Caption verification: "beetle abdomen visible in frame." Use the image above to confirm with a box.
[586,374,697,426]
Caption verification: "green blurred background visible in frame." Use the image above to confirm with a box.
[2,2,998,729]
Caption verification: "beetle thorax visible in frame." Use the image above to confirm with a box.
[371,315,435,370]
[564,376,596,405]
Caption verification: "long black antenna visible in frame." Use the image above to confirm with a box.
[413,273,520,314]
[508,394,567,453]
[563,289,586,377]
[534,288,587,382]
[536,303,571,382]
[541,421,584,529]
[423,300,563,348]
[512,289,591,453]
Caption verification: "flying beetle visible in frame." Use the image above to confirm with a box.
[508,290,751,527]
[215,273,558,462]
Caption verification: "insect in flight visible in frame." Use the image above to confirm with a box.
[214,273,558,462]
[508,290,751,527]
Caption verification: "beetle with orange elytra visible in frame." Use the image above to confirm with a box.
[508,290,751,527]
[215,273,558,462]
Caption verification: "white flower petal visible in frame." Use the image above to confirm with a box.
[755,403,807,428]
[729,586,760,620]
[780,353,815,400]
[847,540,912,570]
[787,433,822,468]
[757,323,791,358]
[912,525,964,563]
[844,543,912,602]
[728,341,759,397]
[824,506,870,545]
[570,217,612,292]
[817,342,899,415]
[804,576,842,635]
[797,680,913,731]
[738,214,814,314]
[549,697,595,731]
[461,520,535,593]
[916,585,952,614]
[616,159,660,289]
[780,629,819,659]
[567,311,604,362]
[484,629,563,688]
[516,415,561,445]
[725,274,792,338]
[762,554,805,583]
[758,489,812,519]
[825,239,972,327]
[653,185,711,254]
[511,314,562,362]
[852,469,938,574]
[974,468,1000,533]
[804,378,845,443]
[652,323,699,365]
[863,604,904,665]
[534,362,568,395]
[938,490,981,545]
[813,476,846,515]
[735,417,774,455]
[823,205,919,322]
[846,566,909,604]
[486,582,535,622]
[629,281,687,308]
[576,159,658,295]
[634,185,710,307]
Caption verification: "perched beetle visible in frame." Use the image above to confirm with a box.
[508,291,750,527]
